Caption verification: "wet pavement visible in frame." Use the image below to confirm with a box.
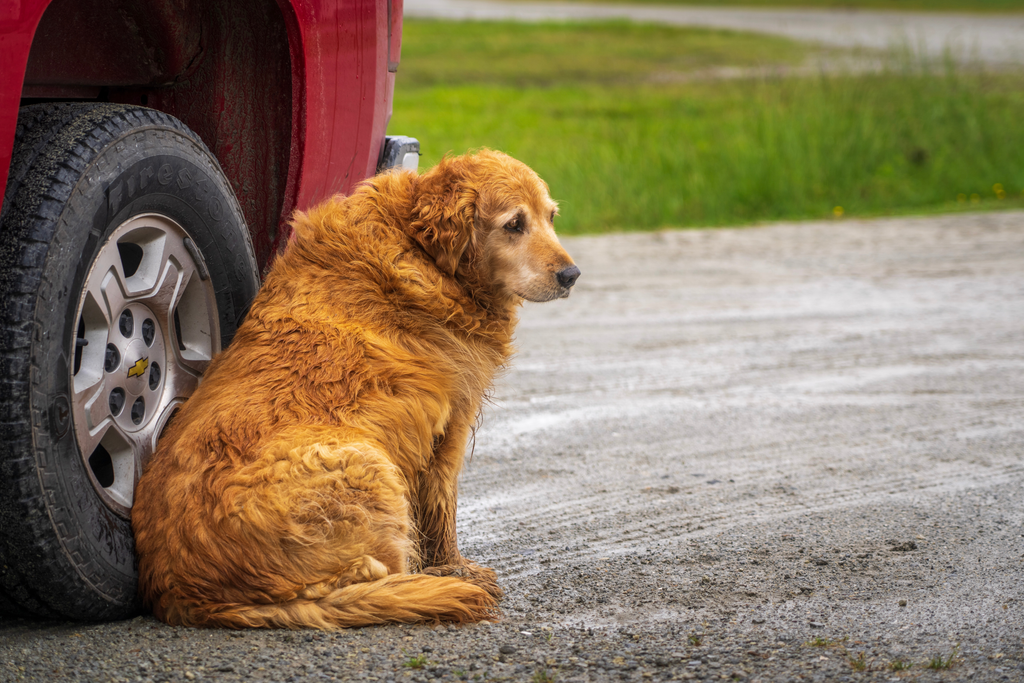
[2,211,1023,680]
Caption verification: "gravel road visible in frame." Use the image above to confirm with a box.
[2,211,1023,681]
[404,0,1024,64]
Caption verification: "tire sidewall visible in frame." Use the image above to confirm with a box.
[30,122,258,618]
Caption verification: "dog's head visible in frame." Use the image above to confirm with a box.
[407,150,579,302]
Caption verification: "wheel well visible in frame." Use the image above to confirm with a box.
[22,0,296,272]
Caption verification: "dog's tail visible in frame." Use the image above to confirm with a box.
[157,573,498,630]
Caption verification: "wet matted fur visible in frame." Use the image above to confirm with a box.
[132,150,580,629]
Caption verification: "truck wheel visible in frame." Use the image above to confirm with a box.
[0,103,259,620]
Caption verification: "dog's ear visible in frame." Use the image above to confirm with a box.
[408,157,477,276]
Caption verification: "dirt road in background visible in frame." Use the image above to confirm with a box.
[2,212,1023,680]
[405,0,1024,64]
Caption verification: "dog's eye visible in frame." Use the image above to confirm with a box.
[504,216,523,233]
[550,210,556,223]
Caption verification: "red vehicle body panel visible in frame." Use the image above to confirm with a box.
[0,0,402,271]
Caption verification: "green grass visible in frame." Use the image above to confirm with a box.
[392,20,1024,234]
[927,645,960,670]
[398,20,812,88]
[806,636,847,647]
[403,654,429,669]
[848,651,868,671]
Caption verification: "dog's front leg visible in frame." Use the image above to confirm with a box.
[417,419,503,600]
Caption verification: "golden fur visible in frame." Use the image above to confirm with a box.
[131,150,579,629]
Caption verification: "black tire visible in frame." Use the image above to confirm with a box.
[0,103,260,620]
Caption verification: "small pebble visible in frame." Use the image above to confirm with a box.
[499,645,517,655]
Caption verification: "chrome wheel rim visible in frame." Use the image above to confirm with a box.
[70,214,220,517]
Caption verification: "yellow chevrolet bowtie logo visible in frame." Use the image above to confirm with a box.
[127,357,149,379]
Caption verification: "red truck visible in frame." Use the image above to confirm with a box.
[0,0,419,620]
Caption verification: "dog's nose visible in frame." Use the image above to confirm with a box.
[556,265,581,289]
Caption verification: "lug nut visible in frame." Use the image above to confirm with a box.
[118,309,134,338]
[108,388,125,416]
[142,318,156,346]
[131,397,145,425]
[104,344,120,373]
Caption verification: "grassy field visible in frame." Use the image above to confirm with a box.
[391,20,1024,234]
[396,21,811,87]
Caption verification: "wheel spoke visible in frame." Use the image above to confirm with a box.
[139,395,189,460]
[177,272,220,373]
[135,364,197,459]
[154,228,197,286]
[78,422,138,509]
[102,426,138,509]
[71,343,106,407]
[117,220,172,299]
[152,246,201,317]
[78,378,114,435]
[81,261,129,329]
[166,360,200,403]
[146,255,213,373]
[74,400,111,461]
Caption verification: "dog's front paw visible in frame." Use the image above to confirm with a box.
[423,561,503,600]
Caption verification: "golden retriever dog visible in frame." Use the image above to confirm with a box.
[132,150,580,629]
